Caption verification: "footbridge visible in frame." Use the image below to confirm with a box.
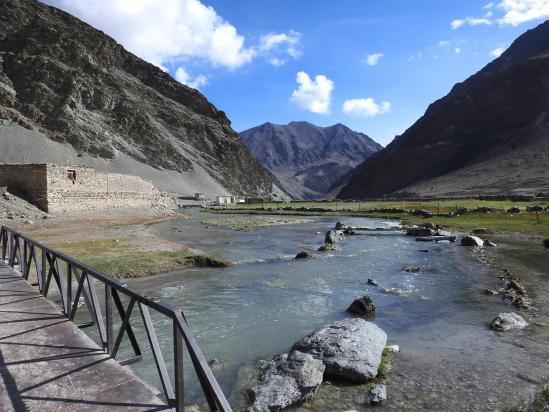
[0,225,232,411]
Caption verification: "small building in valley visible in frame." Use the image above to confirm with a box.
[215,195,234,205]
[0,163,163,213]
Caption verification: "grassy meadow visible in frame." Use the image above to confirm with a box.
[214,199,549,237]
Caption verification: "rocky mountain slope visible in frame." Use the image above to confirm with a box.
[241,121,382,199]
[0,0,283,198]
[338,20,549,199]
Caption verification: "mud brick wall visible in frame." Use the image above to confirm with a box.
[46,165,158,213]
[0,164,48,209]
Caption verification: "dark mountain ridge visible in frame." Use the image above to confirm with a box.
[339,20,549,199]
[241,121,382,199]
[0,0,282,197]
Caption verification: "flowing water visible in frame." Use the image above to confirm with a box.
[88,210,548,411]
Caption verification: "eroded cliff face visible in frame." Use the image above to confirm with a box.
[338,21,549,199]
[0,0,280,197]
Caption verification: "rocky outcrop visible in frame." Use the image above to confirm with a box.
[461,236,484,247]
[249,350,325,412]
[338,21,549,199]
[318,243,335,252]
[406,227,438,237]
[324,230,343,244]
[0,0,281,198]
[368,384,387,405]
[295,251,312,259]
[491,312,528,331]
[292,318,387,382]
[346,296,376,316]
[241,121,382,199]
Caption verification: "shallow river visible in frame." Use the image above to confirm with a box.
[96,210,548,411]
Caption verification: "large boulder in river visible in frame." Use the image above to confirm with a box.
[490,312,528,331]
[335,221,347,230]
[318,243,335,252]
[292,318,387,382]
[461,236,484,247]
[249,350,325,411]
[295,251,312,259]
[325,230,343,244]
[346,296,375,316]
[406,227,437,237]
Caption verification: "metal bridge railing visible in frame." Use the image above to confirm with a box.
[0,225,232,412]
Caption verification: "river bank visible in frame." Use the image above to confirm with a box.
[0,207,230,278]
[208,199,549,240]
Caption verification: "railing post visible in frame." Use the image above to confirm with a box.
[0,227,6,261]
[105,284,113,354]
[173,317,184,411]
[41,248,47,294]
[66,263,72,317]
[8,231,14,267]
[139,303,175,401]
[22,240,27,278]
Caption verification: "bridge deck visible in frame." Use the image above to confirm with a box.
[0,261,171,411]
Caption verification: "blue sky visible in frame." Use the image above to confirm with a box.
[44,0,549,145]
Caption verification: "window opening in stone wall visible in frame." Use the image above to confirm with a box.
[68,169,77,184]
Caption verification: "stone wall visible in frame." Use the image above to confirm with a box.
[0,164,48,209]
[45,165,159,213]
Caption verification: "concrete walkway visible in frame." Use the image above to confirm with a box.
[0,261,171,411]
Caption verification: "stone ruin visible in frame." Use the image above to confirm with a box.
[0,163,171,212]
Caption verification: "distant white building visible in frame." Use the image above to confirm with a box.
[215,195,247,205]
[215,195,234,205]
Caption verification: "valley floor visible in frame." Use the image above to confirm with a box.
[212,198,549,239]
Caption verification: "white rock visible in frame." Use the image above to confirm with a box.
[491,312,528,331]
[368,384,387,405]
[292,318,387,382]
[386,345,400,353]
[250,350,325,412]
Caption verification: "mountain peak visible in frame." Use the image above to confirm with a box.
[241,121,382,199]
[338,20,549,199]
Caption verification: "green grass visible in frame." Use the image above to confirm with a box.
[377,347,391,380]
[224,199,549,213]
[212,199,549,237]
[49,239,229,278]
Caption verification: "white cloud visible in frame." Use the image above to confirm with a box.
[342,98,391,118]
[365,53,384,66]
[290,71,334,114]
[259,30,302,66]
[452,0,549,29]
[454,47,461,54]
[451,17,492,29]
[438,40,450,47]
[497,0,549,26]
[43,0,302,71]
[490,46,507,57]
[268,57,286,67]
[174,67,208,89]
